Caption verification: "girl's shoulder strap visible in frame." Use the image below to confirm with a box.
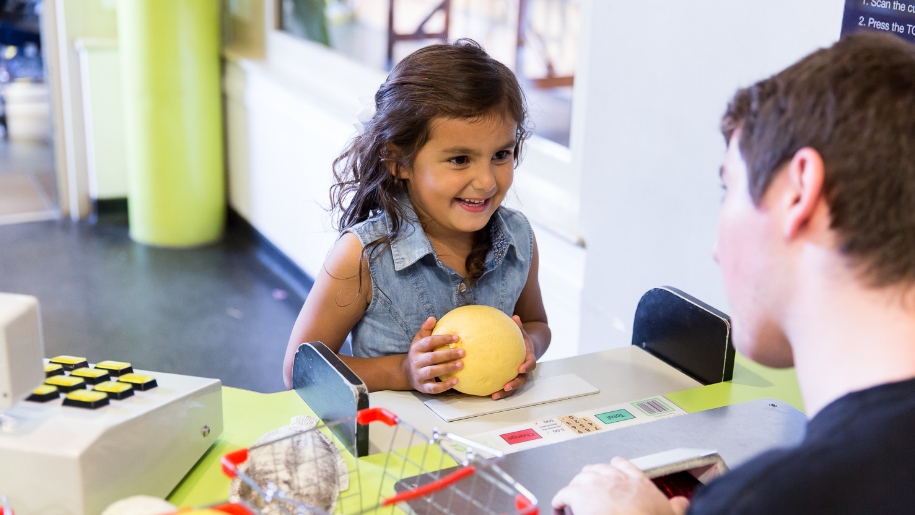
[496,205,531,228]
[342,210,390,250]
[494,206,534,264]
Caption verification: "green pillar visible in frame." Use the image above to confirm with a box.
[118,0,225,247]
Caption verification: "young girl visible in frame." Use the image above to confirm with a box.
[283,39,550,400]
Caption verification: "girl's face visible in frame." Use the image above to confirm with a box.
[397,112,517,241]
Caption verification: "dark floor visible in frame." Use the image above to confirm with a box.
[0,214,311,393]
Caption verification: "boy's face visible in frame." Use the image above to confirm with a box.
[714,130,794,368]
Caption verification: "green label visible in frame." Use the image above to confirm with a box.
[595,409,635,425]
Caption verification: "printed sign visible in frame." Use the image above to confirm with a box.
[441,396,687,456]
[842,0,915,43]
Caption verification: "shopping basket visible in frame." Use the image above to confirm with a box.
[210,407,538,515]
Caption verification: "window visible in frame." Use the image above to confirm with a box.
[280,0,580,146]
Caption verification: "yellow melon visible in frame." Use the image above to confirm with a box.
[433,305,526,396]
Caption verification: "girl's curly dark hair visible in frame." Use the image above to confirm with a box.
[330,38,531,287]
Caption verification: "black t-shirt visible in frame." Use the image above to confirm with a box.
[688,377,915,514]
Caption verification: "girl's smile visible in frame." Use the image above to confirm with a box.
[456,197,492,212]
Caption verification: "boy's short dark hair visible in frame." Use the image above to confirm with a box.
[722,32,915,287]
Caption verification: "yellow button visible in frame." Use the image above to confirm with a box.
[27,385,60,402]
[45,375,86,392]
[94,381,134,400]
[94,360,133,376]
[95,381,132,393]
[67,390,107,402]
[63,390,109,409]
[71,368,111,384]
[45,363,64,377]
[117,373,157,391]
[49,355,89,371]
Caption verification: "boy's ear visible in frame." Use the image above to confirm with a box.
[782,147,827,240]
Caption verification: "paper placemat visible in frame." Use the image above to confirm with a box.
[423,374,599,422]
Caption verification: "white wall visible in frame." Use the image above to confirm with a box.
[75,39,128,200]
[224,35,388,276]
[574,1,846,353]
[43,0,119,218]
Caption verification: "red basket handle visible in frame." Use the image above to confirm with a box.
[357,407,399,426]
[514,493,538,515]
[209,504,255,515]
[171,504,253,515]
[220,448,249,478]
[381,466,476,506]
[171,505,253,515]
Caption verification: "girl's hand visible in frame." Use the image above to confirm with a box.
[492,315,537,400]
[401,316,466,394]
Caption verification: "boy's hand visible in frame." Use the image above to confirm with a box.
[492,315,537,400]
[402,316,465,394]
[551,457,690,515]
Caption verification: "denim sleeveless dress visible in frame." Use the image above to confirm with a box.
[345,202,533,358]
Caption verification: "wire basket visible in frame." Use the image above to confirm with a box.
[210,407,538,515]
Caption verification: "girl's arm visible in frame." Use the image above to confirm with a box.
[514,233,551,357]
[493,233,551,399]
[283,233,463,392]
[284,233,370,389]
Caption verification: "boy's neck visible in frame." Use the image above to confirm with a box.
[784,253,915,417]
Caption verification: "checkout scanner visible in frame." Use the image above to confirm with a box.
[292,287,806,503]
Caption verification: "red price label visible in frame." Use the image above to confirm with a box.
[499,429,542,445]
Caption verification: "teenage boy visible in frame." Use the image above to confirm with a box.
[552,32,915,515]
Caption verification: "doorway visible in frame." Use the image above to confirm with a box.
[0,0,58,225]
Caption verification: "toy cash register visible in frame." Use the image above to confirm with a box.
[0,293,223,515]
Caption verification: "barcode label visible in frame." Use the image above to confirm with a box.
[633,398,673,416]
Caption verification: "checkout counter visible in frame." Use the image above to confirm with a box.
[0,288,805,513]
[167,287,806,510]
